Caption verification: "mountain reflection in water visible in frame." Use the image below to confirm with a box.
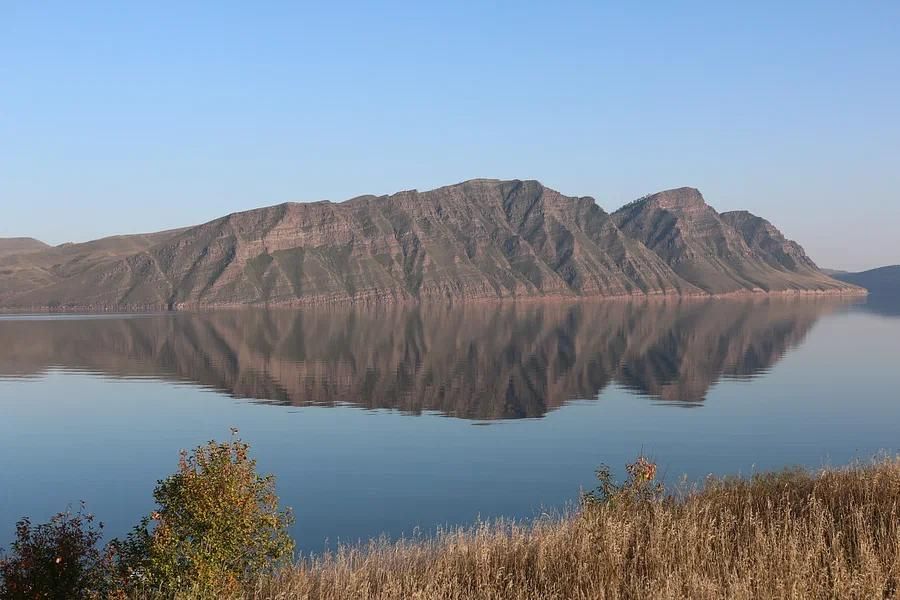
[0,298,855,419]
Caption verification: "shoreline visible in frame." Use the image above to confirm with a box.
[0,286,868,315]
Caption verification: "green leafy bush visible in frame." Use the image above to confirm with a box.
[116,431,294,598]
[0,504,122,599]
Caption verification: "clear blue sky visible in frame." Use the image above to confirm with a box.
[2,1,898,270]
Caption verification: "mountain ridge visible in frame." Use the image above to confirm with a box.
[0,179,864,310]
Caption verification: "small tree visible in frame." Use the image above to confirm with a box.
[583,455,664,507]
[116,431,294,597]
[0,504,121,599]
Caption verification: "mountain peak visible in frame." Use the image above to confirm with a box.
[641,187,706,211]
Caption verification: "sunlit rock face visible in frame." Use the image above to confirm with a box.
[0,181,861,310]
[612,188,857,295]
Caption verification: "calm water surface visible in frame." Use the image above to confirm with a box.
[1,296,898,553]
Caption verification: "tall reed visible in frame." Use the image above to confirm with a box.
[248,458,900,600]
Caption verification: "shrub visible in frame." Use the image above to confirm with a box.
[0,504,121,599]
[582,455,664,507]
[116,431,294,598]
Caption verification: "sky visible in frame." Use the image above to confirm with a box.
[1,1,898,271]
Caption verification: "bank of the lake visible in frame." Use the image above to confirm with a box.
[248,457,900,599]
[3,447,898,599]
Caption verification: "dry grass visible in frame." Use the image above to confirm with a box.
[243,458,900,600]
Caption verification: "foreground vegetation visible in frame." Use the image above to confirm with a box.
[2,437,898,600]
[251,457,900,600]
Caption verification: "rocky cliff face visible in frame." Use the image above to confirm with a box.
[719,210,819,272]
[612,188,856,294]
[0,180,862,309]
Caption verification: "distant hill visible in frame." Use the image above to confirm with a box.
[833,266,900,296]
[0,237,49,258]
[0,180,864,310]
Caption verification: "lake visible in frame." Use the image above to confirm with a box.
[1,295,898,554]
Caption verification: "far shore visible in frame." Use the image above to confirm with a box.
[0,286,869,315]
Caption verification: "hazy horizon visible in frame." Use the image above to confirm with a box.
[3,3,899,271]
